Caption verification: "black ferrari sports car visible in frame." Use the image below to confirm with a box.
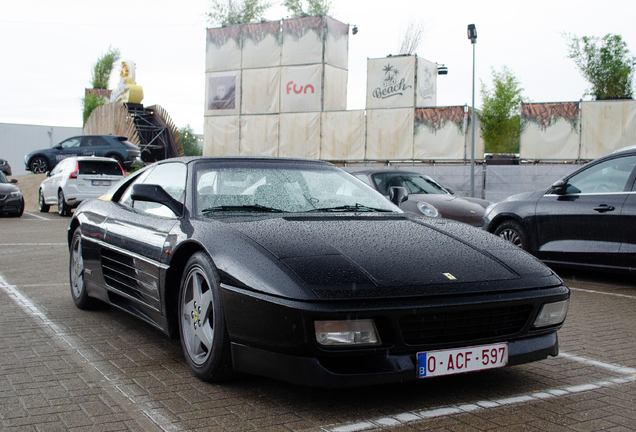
[68,157,569,387]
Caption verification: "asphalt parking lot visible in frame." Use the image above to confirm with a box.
[1,211,635,432]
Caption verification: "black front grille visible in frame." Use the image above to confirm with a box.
[399,305,533,345]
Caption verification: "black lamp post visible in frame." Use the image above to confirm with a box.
[467,24,477,197]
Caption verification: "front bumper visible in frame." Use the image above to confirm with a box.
[220,282,569,387]
[0,195,23,213]
[231,332,558,388]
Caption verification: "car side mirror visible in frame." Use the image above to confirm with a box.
[45,171,51,177]
[389,186,408,206]
[54,145,62,150]
[10,179,17,184]
[550,179,567,195]
[131,184,184,217]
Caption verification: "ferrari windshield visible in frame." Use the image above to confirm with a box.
[194,162,401,215]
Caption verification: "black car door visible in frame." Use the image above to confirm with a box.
[618,174,636,268]
[51,137,82,165]
[80,136,110,157]
[101,162,188,311]
[534,154,636,268]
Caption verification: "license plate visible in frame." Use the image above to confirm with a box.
[91,180,111,186]
[417,342,508,378]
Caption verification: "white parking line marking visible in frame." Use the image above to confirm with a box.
[322,371,636,432]
[0,272,183,431]
[570,286,636,300]
[22,212,52,220]
[0,243,66,246]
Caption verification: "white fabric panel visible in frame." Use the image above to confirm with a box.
[414,123,464,159]
[280,64,322,112]
[366,108,414,160]
[206,26,242,72]
[324,17,349,70]
[521,119,580,160]
[205,71,241,116]
[241,21,281,69]
[240,115,279,157]
[581,100,636,159]
[323,65,347,111]
[203,116,240,156]
[321,111,365,160]
[366,56,415,109]
[279,112,320,159]
[241,67,280,114]
[282,16,324,66]
[416,57,437,107]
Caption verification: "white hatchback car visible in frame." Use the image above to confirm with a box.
[39,156,126,216]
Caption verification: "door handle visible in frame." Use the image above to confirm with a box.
[594,204,615,213]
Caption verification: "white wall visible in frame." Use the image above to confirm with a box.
[0,123,82,175]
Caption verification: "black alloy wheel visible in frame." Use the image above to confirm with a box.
[29,156,49,174]
[69,229,99,309]
[178,252,234,382]
[494,220,529,251]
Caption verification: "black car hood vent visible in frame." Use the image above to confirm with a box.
[226,216,524,289]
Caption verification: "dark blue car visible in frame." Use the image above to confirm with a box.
[24,135,141,173]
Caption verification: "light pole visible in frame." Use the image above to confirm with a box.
[467,24,477,197]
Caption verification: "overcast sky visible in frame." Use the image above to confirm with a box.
[2,0,635,135]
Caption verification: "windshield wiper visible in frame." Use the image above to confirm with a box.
[307,203,394,213]
[202,204,285,214]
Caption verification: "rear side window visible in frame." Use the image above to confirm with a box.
[78,161,123,175]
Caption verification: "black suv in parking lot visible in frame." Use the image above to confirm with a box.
[24,135,141,173]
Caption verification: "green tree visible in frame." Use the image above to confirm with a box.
[81,93,106,126]
[179,125,202,156]
[91,46,121,89]
[283,0,332,17]
[564,33,635,100]
[478,65,527,154]
[206,0,272,25]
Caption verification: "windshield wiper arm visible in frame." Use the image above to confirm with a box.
[307,203,394,213]
[202,204,285,214]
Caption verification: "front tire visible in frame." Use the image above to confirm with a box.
[69,229,99,309]
[494,220,530,251]
[38,189,50,212]
[58,190,71,216]
[29,156,49,174]
[178,252,234,382]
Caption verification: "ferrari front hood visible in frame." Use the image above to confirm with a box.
[226,214,555,295]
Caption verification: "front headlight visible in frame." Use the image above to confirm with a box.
[533,300,569,328]
[10,191,22,198]
[315,319,381,347]
[416,201,440,218]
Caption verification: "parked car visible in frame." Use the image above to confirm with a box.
[68,157,569,387]
[25,135,141,174]
[0,171,24,217]
[484,146,636,273]
[351,169,491,227]
[0,158,11,176]
[39,156,125,216]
